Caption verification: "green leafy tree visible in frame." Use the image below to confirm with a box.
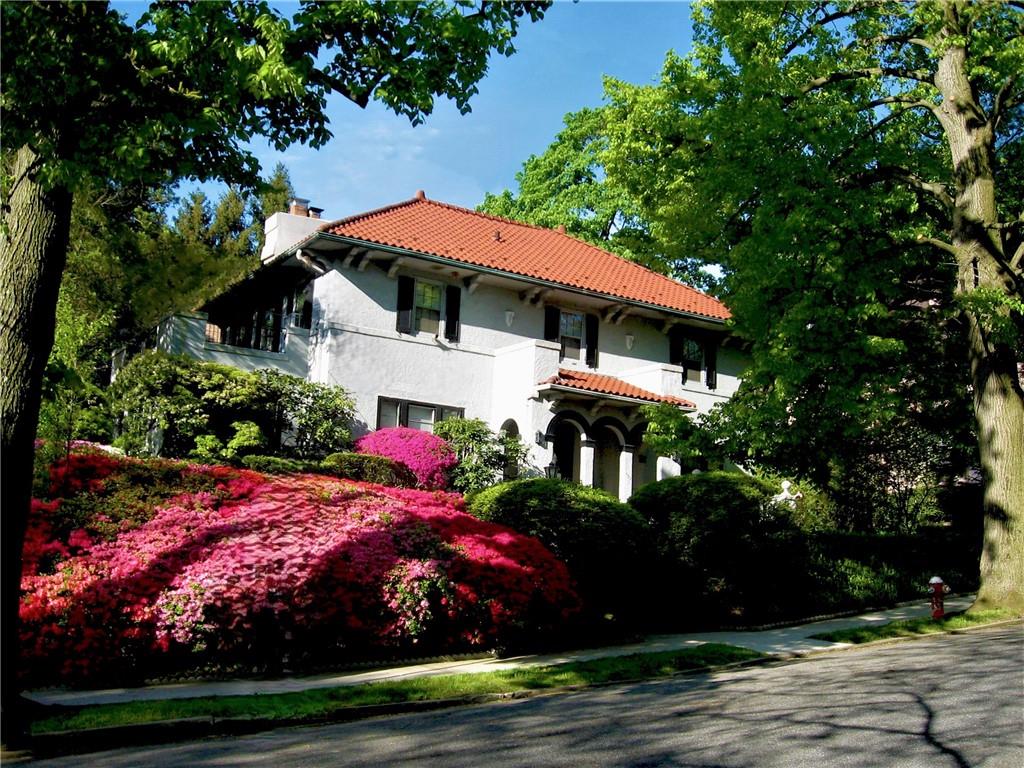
[604,1,1022,611]
[479,107,717,290]
[0,0,548,739]
[434,417,529,494]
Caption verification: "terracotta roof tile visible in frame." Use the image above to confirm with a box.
[540,369,696,409]
[321,196,729,321]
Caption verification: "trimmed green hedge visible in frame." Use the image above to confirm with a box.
[628,472,983,627]
[240,455,317,474]
[468,478,653,624]
[320,452,417,488]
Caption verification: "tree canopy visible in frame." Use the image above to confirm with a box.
[601,0,1022,610]
[479,106,719,290]
[0,0,549,743]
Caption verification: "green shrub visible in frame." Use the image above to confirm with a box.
[629,472,983,626]
[754,473,838,532]
[629,471,778,536]
[433,417,529,493]
[109,351,355,460]
[320,452,418,488]
[241,455,317,474]
[468,478,653,623]
[629,472,805,625]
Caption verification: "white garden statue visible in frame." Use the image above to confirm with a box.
[772,479,803,509]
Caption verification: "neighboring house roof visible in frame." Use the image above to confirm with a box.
[318,194,730,321]
[540,369,697,409]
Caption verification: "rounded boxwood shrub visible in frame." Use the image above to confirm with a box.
[321,452,417,488]
[468,478,653,624]
[629,471,813,625]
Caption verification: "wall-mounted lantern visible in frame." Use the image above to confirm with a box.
[625,332,635,351]
[505,310,516,327]
[545,460,560,479]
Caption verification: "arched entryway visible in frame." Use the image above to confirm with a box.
[499,419,520,480]
[551,419,581,482]
[592,424,624,499]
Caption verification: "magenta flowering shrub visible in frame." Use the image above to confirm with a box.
[355,427,457,490]
[20,451,577,687]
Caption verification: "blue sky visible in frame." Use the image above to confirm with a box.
[144,1,697,218]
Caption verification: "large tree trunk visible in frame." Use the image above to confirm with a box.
[935,4,1024,613]
[0,145,73,746]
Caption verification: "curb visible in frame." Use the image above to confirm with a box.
[781,616,1024,660]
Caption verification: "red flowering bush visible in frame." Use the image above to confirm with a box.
[355,428,457,490]
[20,451,577,687]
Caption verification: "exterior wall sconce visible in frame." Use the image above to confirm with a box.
[625,333,635,350]
[505,310,515,327]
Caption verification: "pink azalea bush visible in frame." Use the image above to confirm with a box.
[355,427,458,490]
[20,451,577,687]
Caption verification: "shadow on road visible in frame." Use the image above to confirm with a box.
[33,625,1024,768]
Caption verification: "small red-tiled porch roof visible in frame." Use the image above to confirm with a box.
[319,194,729,321]
[539,369,696,409]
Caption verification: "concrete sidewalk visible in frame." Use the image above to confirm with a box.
[26,595,975,709]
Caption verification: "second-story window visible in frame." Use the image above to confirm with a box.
[415,281,443,334]
[680,337,703,382]
[669,327,718,389]
[559,311,584,360]
[396,275,461,341]
[544,305,599,367]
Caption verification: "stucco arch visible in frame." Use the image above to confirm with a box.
[543,410,591,442]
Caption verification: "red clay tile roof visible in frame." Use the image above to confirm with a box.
[320,195,729,321]
[540,369,696,409]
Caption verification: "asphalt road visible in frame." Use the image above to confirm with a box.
[36,624,1024,768]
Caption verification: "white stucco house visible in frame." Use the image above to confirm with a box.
[153,192,745,501]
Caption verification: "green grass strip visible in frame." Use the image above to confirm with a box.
[32,643,762,735]
[810,609,1017,645]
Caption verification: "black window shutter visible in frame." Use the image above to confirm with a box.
[704,340,718,390]
[396,275,414,333]
[668,327,682,365]
[585,313,599,368]
[544,305,560,342]
[444,285,461,342]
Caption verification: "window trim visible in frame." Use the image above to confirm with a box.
[413,279,443,335]
[376,396,464,432]
[559,310,584,361]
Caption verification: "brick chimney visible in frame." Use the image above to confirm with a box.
[288,197,310,217]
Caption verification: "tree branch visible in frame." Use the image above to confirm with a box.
[912,234,959,257]
[780,3,858,58]
[860,95,942,118]
[799,66,934,96]
[991,73,1020,130]
[845,165,955,211]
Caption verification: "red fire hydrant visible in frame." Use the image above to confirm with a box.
[928,576,951,619]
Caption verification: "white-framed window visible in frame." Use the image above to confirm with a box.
[559,311,584,361]
[377,397,464,433]
[414,280,443,335]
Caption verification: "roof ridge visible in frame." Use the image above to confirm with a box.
[318,196,423,231]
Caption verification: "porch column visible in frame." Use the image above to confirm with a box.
[579,439,596,487]
[618,446,635,502]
